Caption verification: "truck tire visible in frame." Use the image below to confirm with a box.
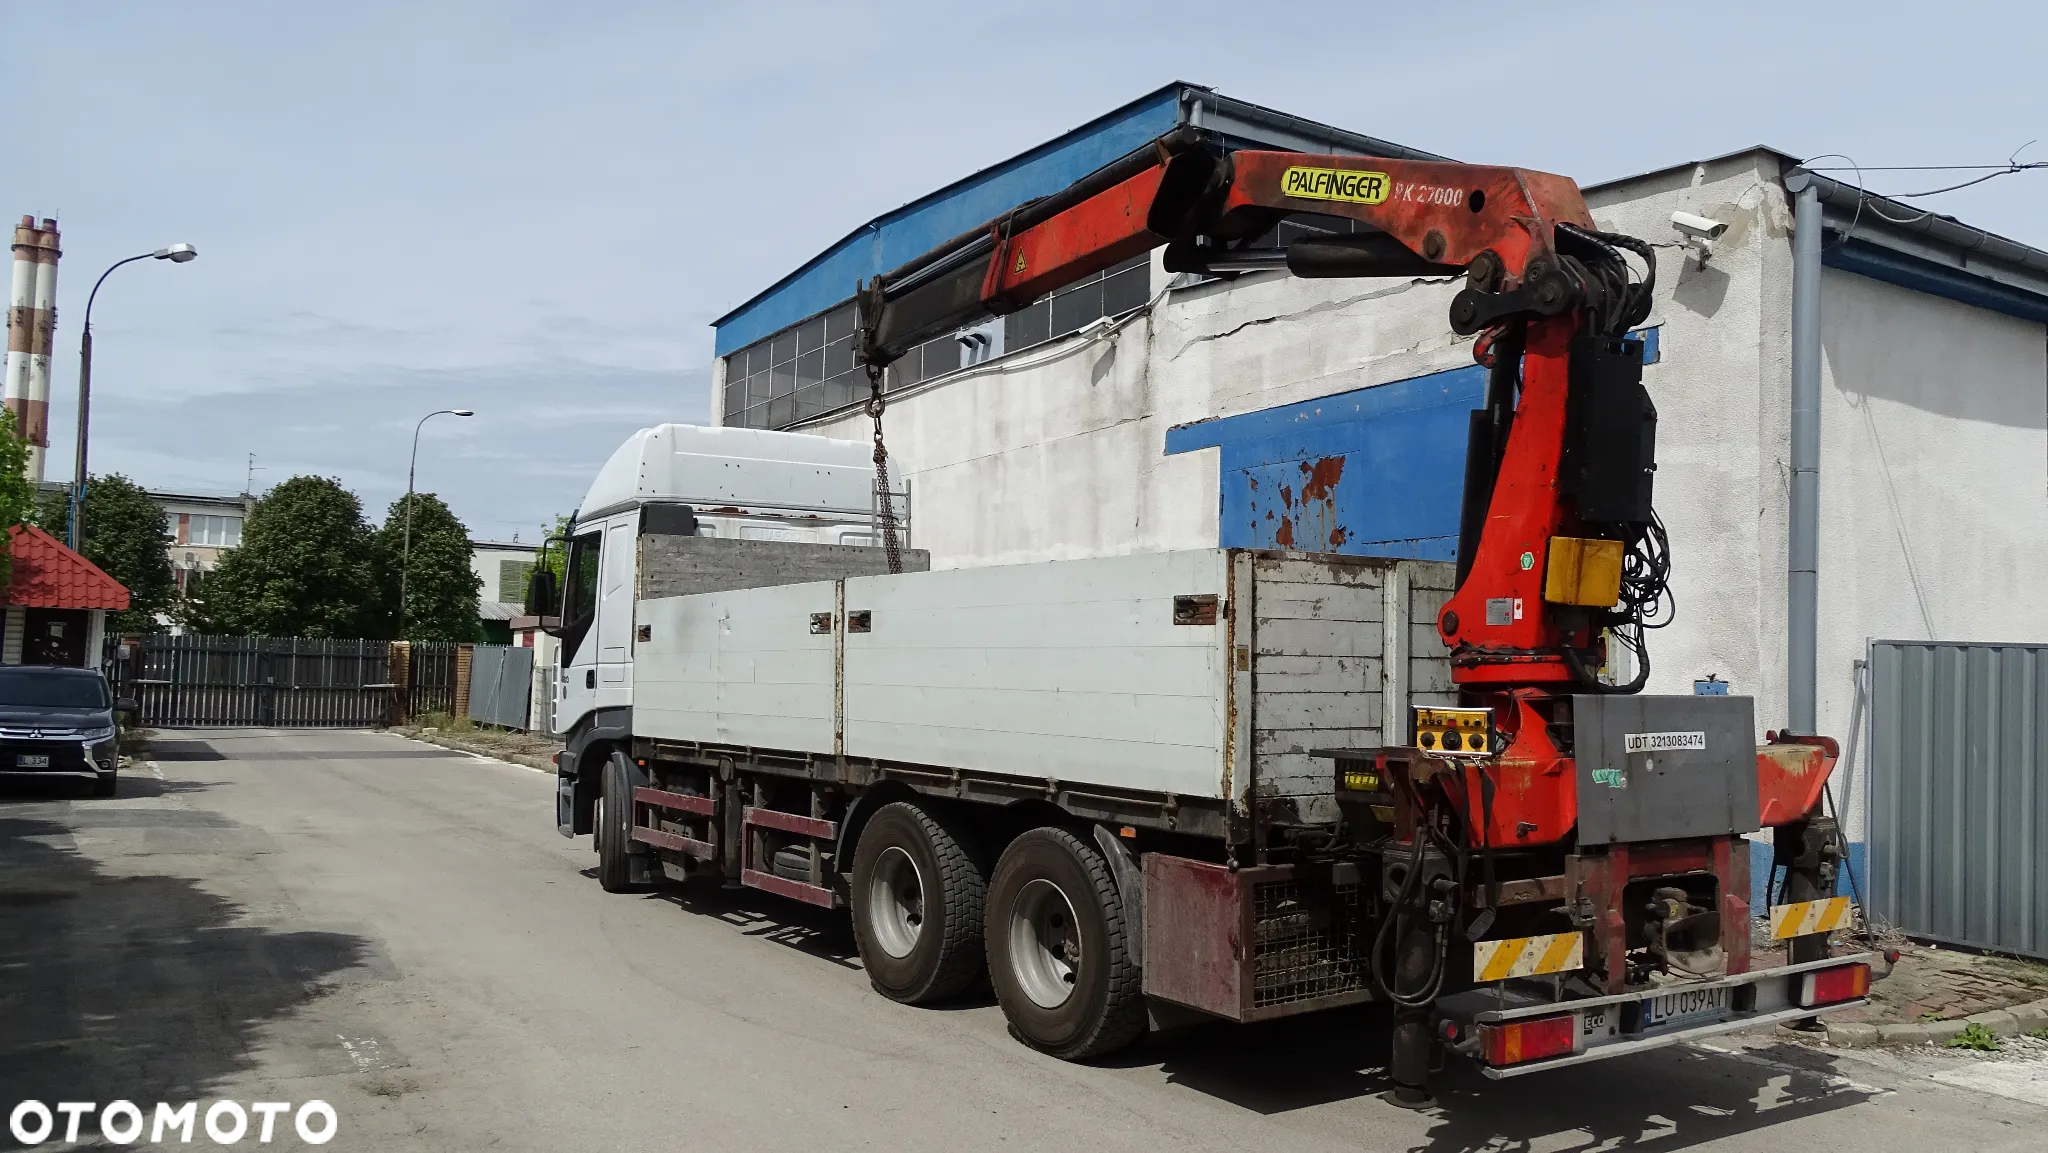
[849,801,986,1004]
[986,827,1146,1060]
[596,751,641,893]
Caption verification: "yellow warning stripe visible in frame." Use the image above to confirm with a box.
[1769,896,1853,939]
[1473,931,1585,982]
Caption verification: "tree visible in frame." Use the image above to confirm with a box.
[0,410,39,589]
[58,475,176,633]
[195,476,380,638]
[374,492,481,641]
[538,513,573,583]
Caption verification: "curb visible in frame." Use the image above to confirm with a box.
[399,729,560,773]
[1822,996,2048,1048]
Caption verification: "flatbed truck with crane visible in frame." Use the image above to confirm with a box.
[533,130,1869,1102]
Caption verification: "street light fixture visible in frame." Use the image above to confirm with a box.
[70,243,200,548]
[399,408,475,638]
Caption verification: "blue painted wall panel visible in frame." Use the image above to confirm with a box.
[1163,326,1661,562]
[1166,365,1486,560]
[714,90,1184,356]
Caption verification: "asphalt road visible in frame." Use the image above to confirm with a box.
[2,727,2042,1151]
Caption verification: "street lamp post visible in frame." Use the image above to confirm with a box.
[71,243,198,549]
[399,408,474,637]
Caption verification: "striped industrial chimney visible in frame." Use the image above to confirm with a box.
[25,218,60,480]
[4,217,36,478]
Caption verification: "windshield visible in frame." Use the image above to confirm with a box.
[0,669,111,710]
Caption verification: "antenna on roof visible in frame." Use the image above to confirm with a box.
[243,453,266,496]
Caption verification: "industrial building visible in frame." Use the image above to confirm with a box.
[706,82,2048,938]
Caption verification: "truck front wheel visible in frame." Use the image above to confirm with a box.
[850,801,987,1004]
[986,827,1146,1060]
[595,752,642,892]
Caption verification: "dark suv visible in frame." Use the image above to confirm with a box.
[0,666,127,797]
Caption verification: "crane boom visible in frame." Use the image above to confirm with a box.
[856,132,1663,690]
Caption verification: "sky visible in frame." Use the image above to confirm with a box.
[3,1,2044,543]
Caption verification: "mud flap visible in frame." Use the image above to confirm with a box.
[556,774,578,837]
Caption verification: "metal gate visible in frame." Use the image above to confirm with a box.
[465,644,534,730]
[407,642,458,719]
[123,635,397,728]
[1867,640,2048,960]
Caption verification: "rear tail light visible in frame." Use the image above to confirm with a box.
[1796,962,1871,1009]
[1480,1014,1575,1066]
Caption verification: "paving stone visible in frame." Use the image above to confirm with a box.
[1965,1009,2020,1034]
[2010,1000,2048,1030]
[1922,1019,1967,1042]
[1826,1021,1881,1048]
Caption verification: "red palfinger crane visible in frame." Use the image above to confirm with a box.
[855,131,1859,1102]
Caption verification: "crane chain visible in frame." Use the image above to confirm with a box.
[864,364,905,575]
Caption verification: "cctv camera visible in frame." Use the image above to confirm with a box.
[1670,212,1729,241]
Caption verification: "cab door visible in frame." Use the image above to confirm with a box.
[554,527,603,734]
[594,514,638,709]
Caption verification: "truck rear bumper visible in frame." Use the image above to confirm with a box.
[1436,953,1874,1079]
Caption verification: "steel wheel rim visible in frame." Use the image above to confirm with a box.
[868,846,925,959]
[1008,877,1081,1009]
[593,795,606,854]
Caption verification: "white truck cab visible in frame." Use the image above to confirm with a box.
[551,424,886,745]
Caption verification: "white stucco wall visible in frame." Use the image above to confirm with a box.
[1811,271,2048,836]
[764,148,2047,844]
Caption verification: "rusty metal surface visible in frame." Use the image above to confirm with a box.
[1142,854,1371,1022]
[631,825,715,859]
[634,786,715,816]
[742,805,835,839]
[742,867,838,908]
[1142,853,1249,1017]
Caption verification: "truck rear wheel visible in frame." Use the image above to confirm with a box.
[595,752,641,893]
[986,827,1146,1060]
[850,801,986,1004]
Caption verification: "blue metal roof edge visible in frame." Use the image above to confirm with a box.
[1823,232,2048,325]
[711,83,1191,355]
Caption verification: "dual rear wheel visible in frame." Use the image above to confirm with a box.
[849,804,1145,1060]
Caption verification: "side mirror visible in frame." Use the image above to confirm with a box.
[114,697,139,716]
[525,568,559,617]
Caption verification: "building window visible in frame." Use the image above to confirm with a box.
[721,253,1155,431]
[722,302,868,430]
[189,514,242,548]
[1002,254,1150,356]
[497,559,535,603]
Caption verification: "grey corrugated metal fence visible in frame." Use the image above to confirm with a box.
[466,644,535,730]
[1867,640,2047,960]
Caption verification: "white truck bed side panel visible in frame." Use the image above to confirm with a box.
[1251,555,1385,809]
[634,581,838,754]
[1408,563,1458,706]
[1251,555,1458,824]
[842,551,1230,799]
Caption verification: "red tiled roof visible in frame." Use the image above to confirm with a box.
[6,524,130,610]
